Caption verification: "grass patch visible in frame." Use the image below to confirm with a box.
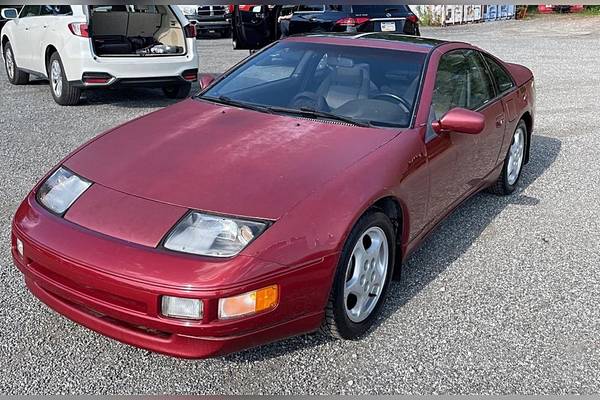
[581,6,600,15]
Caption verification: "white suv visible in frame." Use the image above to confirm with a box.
[1,5,199,105]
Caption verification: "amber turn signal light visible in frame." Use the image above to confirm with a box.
[218,285,279,320]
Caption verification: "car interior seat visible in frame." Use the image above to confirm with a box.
[316,56,371,109]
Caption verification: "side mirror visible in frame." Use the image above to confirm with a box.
[1,8,19,20]
[431,107,485,135]
[198,73,218,90]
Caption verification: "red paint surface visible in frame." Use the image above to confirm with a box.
[12,37,534,358]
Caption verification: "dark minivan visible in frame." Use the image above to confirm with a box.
[232,4,420,50]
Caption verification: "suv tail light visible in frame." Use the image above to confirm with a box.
[184,23,197,39]
[68,22,89,38]
[335,17,370,27]
[182,69,198,82]
[407,14,419,24]
[82,72,113,85]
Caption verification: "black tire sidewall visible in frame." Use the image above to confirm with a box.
[163,83,191,99]
[331,211,396,339]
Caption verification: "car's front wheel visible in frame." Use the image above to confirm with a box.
[3,42,29,85]
[48,52,81,106]
[162,83,191,99]
[488,119,528,195]
[321,210,396,339]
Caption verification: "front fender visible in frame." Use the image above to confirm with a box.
[247,128,428,268]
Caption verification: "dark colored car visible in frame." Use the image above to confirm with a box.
[12,33,534,358]
[179,5,232,38]
[232,4,419,50]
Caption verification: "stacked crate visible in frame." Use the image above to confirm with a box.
[411,4,515,26]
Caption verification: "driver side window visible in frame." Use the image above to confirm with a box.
[431,49,495,120]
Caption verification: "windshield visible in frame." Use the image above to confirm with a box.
[201,41,426,128]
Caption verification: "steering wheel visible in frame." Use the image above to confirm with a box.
[373,93,411,114]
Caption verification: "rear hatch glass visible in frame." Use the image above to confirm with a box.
[350,5,412,17]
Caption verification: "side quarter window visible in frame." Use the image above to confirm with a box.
[482,53,515,94]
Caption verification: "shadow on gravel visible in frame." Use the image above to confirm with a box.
[377,134,561,325]
[82,88,189,108]
[223,134,561,363]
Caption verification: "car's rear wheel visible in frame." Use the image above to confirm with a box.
[321,210,395,339]
[48,52,81,106]
[488,119,527,195]
[162,83,191,99]
[3,42,29,85]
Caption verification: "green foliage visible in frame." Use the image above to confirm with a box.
[582,5,600,15]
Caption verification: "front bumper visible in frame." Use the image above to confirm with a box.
[11,193,335,358]
[192,20,231,31]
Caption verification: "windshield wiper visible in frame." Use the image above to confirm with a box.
[202,95,271,114]
[267,106,371,127]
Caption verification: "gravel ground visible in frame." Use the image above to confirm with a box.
[1,15,600,394]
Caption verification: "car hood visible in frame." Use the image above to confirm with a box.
[64,99,398,220]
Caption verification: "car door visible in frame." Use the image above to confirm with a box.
[424,48,498,221]
[9,5,40,70]
[481,52,519,162]
[231,5,275,50]
[462,49,506,180]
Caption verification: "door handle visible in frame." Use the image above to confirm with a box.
[496,114,505,128]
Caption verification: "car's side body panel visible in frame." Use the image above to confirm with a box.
[406,41,534,258]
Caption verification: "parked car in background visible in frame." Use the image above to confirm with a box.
[1,5,199,105]
[231,4,420,50]
[537,4,584,13]
[0,5,21,31]
[12,33,535,358]
[178,5,231,38]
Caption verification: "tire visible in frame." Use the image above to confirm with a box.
[321,210,396,339]
[162,83,191,99]
[488,119,528,195]
[221,28,232,38]
[3,42,29,85]
[48,52,81,106]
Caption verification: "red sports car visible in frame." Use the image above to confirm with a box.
[12,34,534,358]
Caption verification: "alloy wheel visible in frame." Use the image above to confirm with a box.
[50,59,63,98]
[507,126,525,185]
[344,226,389,323]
